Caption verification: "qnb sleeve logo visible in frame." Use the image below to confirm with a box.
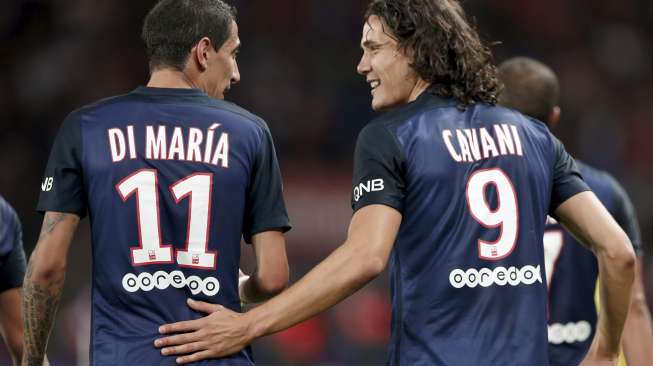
[449,265,543,288]
[548,321,592,344]
[41,177,54,192]
[122,270,220,296]
[353,178,384,202]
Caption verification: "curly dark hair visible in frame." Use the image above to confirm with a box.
[365,0,501,107]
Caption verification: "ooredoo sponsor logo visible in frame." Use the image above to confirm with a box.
[122,270,220,296]
[449,265,543,288]
[548,321,592,344]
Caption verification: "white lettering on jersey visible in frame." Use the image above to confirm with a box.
[122,270,220,296]
[41,177,53,192]
[442,124,523,163]
[210,132,229,168]
[353,178,385,202]
[126,125,137,159]
[108,128,127,162]
[168,127,186,161]
[107,124,230,168]
[146,125,167,160]
[449,264,543,288]
[442,130,462,162]
[548,321,592,344]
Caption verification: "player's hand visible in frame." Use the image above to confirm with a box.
[154,298,253,364]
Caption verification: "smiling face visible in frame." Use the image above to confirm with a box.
[357,15,425,111]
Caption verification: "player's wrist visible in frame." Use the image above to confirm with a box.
[243,307,271,341]
[587,331,620,361]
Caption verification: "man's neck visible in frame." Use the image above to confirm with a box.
[408,78,431,103]
[146,68,198,89]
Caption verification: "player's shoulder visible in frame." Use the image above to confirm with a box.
[59,91,136,128]
[199,98,271,134]
[64,89,271,137]
[576,161,624,203]
[484,104,553,148]
[368,90,456,132]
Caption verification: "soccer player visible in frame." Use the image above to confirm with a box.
[23,1,290,365]
[0,195,26,365]
[498,56,653,366]
[155,1,635,365]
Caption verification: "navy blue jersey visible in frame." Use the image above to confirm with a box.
[37,87,290,366]
[544,161,642,366]
[0,195,25,292]
[351,91,589,366]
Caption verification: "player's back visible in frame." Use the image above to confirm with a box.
[42,87,287,365]
[360,91,570,365]
[544,162,641,366]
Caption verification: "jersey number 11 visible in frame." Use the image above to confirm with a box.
[116,169,217,269]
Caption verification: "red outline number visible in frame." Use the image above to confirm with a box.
[171,173,217,269]
[116,170,216,269]
[465,168,519,260]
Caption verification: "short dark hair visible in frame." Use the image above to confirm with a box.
[498,57,559,123]
[142,0,236,71]
[365,0,501,107]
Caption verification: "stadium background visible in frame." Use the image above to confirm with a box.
[1,0,652,364]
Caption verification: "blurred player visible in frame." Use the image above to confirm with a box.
[155,1,635,365]
[0,195,26,365]
[23,0,290,365]
[498,56,653,366]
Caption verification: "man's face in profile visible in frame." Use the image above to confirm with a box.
[206,21,241,100]
[357,15,420,111]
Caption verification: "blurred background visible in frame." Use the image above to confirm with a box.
[1,0,652,365]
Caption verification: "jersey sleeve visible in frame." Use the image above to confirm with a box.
[549,136,590,214]
[351,122,406,213]
[0,215,26,292]
[609,178,643,256]
[36,114,87,217]
[242,124,291,244]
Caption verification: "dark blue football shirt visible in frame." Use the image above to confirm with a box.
[544,161,642,366]
[351,91,589,366]
[0,195,25,293]
[37,87,290,366]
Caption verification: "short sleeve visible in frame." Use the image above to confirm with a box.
[609,178,643,256]
[351,123,406,213]
[549,136,590,214]
[0,215,26,292]
[36,114,87,217]
[242,124,291,244]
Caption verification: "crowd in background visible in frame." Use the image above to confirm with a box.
[0,0,652,364]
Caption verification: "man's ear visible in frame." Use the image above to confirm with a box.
[193,37,213,71]
[548,106,561,130]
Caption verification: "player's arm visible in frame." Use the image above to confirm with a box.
[549,136,635,364]
[0,208,28,366]
[239,230,289,303]
[22,212,79,366]
[621,257,653,366]
[608,180,653,366]
[0,288,23,365]
[0,225,26,366]
[155,204,400,362]
[555,193,635,363]
[26,112,84,366]
[155,122,405,363]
